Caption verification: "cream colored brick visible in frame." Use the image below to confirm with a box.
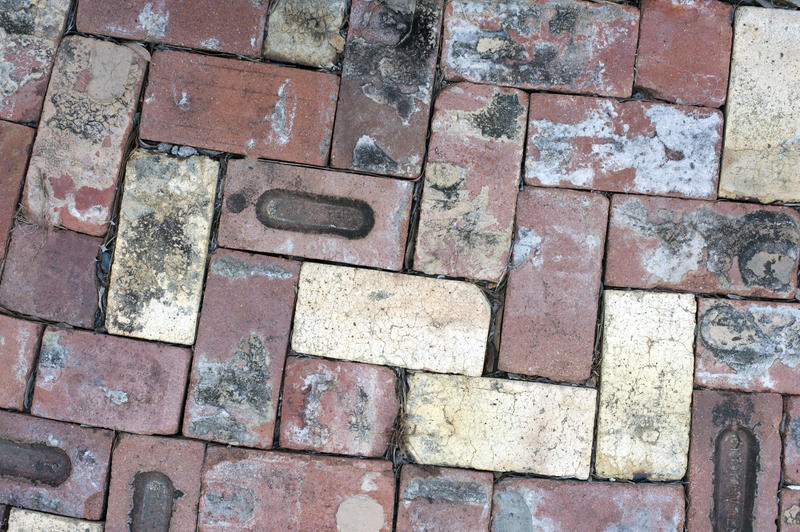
[291,263,490,376]
[7,508,104,532]
[263,0,346,68]
[404,373,596,477]
[595,290,695,481]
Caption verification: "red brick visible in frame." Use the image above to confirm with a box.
[414,83,527,282]
[0,120,34,262]
[499,187,607,382]
[329,0,444,178]
[32,327,190,434]
[198,447,395,531]
[0,315,41,410]
[492,478,685,530]
[219,159,413,270]
[105,433,205,532]
[279,356,399,457]
[635,0,733,107]
[525,93,723,199]
[441,0,639,97]
[0,224,99,328]
[141,50,339,166]
[782,489,800,531]
[183,249,299,448]
[786,397,800,485]
[688,390,782,531]
[77,0,268,57]
[606,195,800,298]
[0,410,113,520]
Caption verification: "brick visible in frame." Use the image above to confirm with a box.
[783,489,800,532]
[77,0,268,57]
[719,7,800,203]
[219,158,413,270]
[0,315,42,410]
[499,187,607,382]
[105,433,205,532]
[329,0,444,178]
[141,50,339,166]
[264,0,347,68]
[397,465,493,532]
[525,94,723,199]
[492,478,685,531]
[198,447,395,531]
[0,0,71,123]
[0,120,34,262]
[0,410,113,519]
[596,290,695,481]
[7,508,103,532]
[404,372,596,478]
[279,356,399,457]
[105,150,218,345]
[441,0,639,97]
[606,195,800,298]
[183,249,299,448]
[31,327,191,434]
[414,83,527,282]
[0,224,99,328]
[688,390,782,531]
[21,36,148,236]
[786,397,800,485]
[292,262,490,376]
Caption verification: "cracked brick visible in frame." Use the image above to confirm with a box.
[0,120,34,263]
[0,314,41,410]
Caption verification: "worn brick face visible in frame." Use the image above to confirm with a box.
[0,120,34,263]
[0,315,42,410]
[264,0,347,68]
[785,397,800,485]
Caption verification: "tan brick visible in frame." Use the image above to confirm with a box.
[7,508,103,532]
[264,0,346,67]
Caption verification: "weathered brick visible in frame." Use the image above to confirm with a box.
[414,83,527,282]
[141,50,339,166]
[292,262,490,376]
[786,397,800,485]
[280,356,399,457]
[719,7,800,203]
[77,0,268,57]
[397,465,493,532]
[22,36,147,236]
[0,224,99,328]
[105,150,218,345]
[329,0,444,178]
[0,315,41,410]
[525,94,723,198]
[404,373,596,478]
[499,187,607,382]
[606,195,800,298]
[32,327,191,434]
[441,0,639,96]
[0,120,34,262]
[0,0,71,123]
[492,478,685,531]
[7,508,103,532]
[105,433,205,532]
[688,390,782,531]
[783,489,800,532]
[0,410,113,519]
[183,249,299,448]
[198,447,395,531]
[264,0,347,67]
[219,158,413,270]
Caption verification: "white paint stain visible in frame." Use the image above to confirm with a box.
[99,385,129,405]
[360,472,380,492]
[201,38,220,50]
[512,226,543,269]
[269,79,296,145]
[335,495,384,532]
[138,3,169,38]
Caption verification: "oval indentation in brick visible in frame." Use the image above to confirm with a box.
[0,439,71,486]
[713,425,758,531]
[130,471,175,532]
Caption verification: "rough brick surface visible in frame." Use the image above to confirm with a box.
[786,397,800,485]
[606,195,800,298]
[499,187,607,382]
[0,314,41,410]
[525,94,723,198]
[0,120,34,262]
[183,249,299,449]
[141,50,339,166]
[7,508,103,532]
[219,159,413,270]
[264,0,347,67]
[783,489,800,531]
[32,327,191,434]
[198,447,395,531]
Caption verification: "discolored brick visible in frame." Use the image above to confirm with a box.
[0,120,34,262]
[783,489,800,532]
[7,508,103,532]
[0,314,42,410]
[264,0,347,67]
[786,397,800,485]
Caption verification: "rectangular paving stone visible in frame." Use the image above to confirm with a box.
[0,410,113,520]
[219,158,413,270]
[329,0,444,178]
[22,36,148,236]
[719,7,800,203]
[0,120,34,262]
[7,508,103,532]
[198,447,395,531]
[105,150,218,345]
[292,262,490,376]
[783,488,800,532]
[264,0,347,68]
[0,314,42,410]
[606,195,800,299]
[595,290,695,481]
[688,390,782,532]
[183,249,299,449]
[141,50,339,166]
[441,0,639,97]
[786,397,800,485]
[32,326,191,434]
[499,187,607,382]
[414,83,527,282]
[525,94,723,199]
[404,372,596,478]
